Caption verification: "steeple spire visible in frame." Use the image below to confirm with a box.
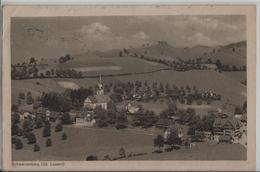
[96,74,104,95]
[99,74,102,84]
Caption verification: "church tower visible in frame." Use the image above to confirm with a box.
[96,74,104,95]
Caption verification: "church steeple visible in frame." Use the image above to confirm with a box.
[96,74,104,95]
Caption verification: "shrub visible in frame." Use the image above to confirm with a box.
[34,144,40,152]
[22,119,34,132]
[19,92,25,100]
[61,113,72,125]
[15,139,23,150]
[119,147,126,158]
[27,132,37,144]
[103,154,111,160]
[62,133,67,140]
[46,138,52,147]
[86,155,98,161]
[55,123,63,132]
[115,123,127,130]
[197,99,202,105]
[17,128,24,136]
[34,117,43,129]
[11,124,19,136]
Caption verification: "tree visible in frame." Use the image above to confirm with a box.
[12,124,19,136]
[42,125,51,137]
[61,113,72,125]
[234,106,243,114]
[86,155,98,161]
[34,117,43,129]
[119,51,123,57]
[29,57,36,64]
[243,101,247,113]
[187,125,196,135]
[46,138,52,147]
[19,92,25,100]
[62,133,67,140]
[55,123,63,132]
[27,132,37,144]
[34,144,40,152]
[11,111,20,124]
[153,135,164,151]
[15,138,23,150]
[41,92,72,112]
[45,70,51,76]
[22,119,34,132]
[166,130,181,146]
[119,147,126,158]
[26,92,34,105]
[103,154,111,160]
[232,65,237,71]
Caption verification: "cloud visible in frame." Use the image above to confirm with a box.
[187,33,215,46]
[132,32,150,40]
[77,22,111,34]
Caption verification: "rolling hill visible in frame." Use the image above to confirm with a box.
[123,41,246,66]
[11,40,247,113]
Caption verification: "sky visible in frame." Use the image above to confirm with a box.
[11,15,246,62]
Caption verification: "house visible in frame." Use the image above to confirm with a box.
[213,117,242,140]
[163,124,184,142]
[156,118,171,129]
[83,75,112,110]
[20,111,31,121]
[75,111,96,127]
[195,130,213,141]
[127,101,140,114]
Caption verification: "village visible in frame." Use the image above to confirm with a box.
[11,71,247,160]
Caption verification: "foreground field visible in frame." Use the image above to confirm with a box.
[12,126,246,161]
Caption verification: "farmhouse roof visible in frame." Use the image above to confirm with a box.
[86,94,112,103]
[213,117,241,129]
[156,118,170,127]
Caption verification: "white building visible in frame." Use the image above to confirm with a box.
[83,75,112,110]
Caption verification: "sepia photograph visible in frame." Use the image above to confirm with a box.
[2,5,256,171]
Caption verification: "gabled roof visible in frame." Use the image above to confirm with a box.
[213,117,241,129]
[156,118,170,126]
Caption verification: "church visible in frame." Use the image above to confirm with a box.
[83,75,112,110]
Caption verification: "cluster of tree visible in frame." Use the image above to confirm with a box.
[18,92,34,105]
[215,60,246,72]
[106,80,221,105]
[56,68,83,78]
[68,88,93,107]
[41,92,72,112]
[153,131,182,152]
[94,104,128,129]
[187,115,215,135]
[241,79,247,86]
[234,101,247,114]
[11,57,49,80]
[59,54,72,63]
[131,108,158,128]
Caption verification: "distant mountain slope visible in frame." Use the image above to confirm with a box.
[113,41,247,66]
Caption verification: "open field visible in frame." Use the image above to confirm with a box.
[222,71,246,83]
[122,142,246,160]
[12,126,246,161]
[12,125,158,161]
